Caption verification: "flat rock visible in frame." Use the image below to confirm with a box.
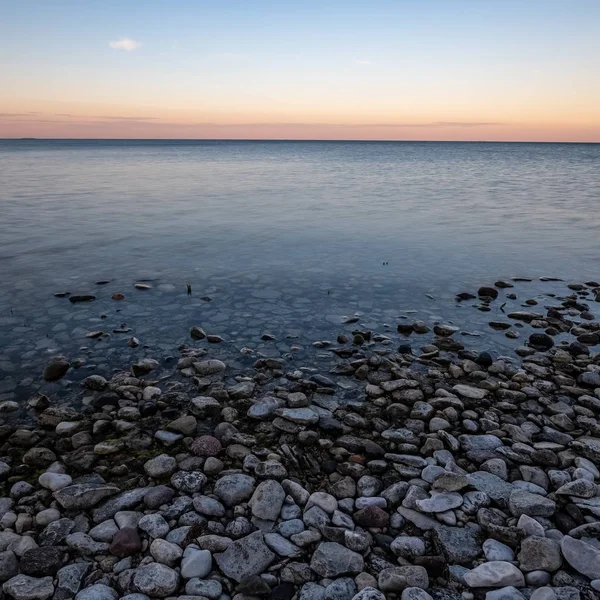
[560,535,600,580]
[214,531,275,582]
[517,536,561,572]
[415,492,463,513]
[53,484,119,510]
[463,561,525,588]
[92,488,150,522]
[453,384,487,400]
[310,542,364,578]
[432,526,481,564]
[508,490,556,518]
[468,472,514,506]
[378,566,429,592]
[3,575,54,600]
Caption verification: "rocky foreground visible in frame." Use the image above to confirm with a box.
[1,283,600,600]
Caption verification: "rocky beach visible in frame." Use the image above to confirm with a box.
[0,277,599,600]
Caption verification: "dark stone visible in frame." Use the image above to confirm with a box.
[432,526,481,564]
[236,575,272,596]
[478,287,499,299]
[191,435,222,457]
[528,333,554,350]
[43,359,70,382]
[456,292,476,301]
[322,460,338,474]
[354,506,389,528]
[139,402,158,417]
[69,295,96,303]
[92,393,119,409]
[271,583,295,600]
[318,417,343,434]
[20,547,65,576]
[476,352,493,367]
[569,341,590,355]
[109,527,142,557]
[144,485,175,509]
[398,344,412,354]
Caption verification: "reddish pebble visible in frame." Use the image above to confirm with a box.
[112,293,125,301]
[191,435,222,457]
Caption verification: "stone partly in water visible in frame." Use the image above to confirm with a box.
[43,359,70,382]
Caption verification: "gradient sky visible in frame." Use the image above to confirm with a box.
[1,0,599,141]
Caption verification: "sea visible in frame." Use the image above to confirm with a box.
[0,140,599,406]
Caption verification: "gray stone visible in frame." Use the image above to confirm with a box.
[276,407,319,424]
[468,472,514,506]
[180,546,212,579]
[170,471,207,493]
[432,526,481,564]
[144,455,177,478]
[192,496,225,517]
[310,542,364,577]
[517,536,561,572]
[88,520,119,543]
[324,577,357,600]
[2,575,54,600]
[56,563,90,599]
[214,474,256,507]
[483,539,515,562]
[529,589,557,600]
[401,589,433,600]
[184,578,222,599]
[509,490,556,517]
[415,492,463,513]
[138,514,169,538]
[249,480,285,521]
[560,535,600,580]
[92,488,150,522]
[351,589,386,600]
[150,539,183,567]
[463,561,525,588]
[53,484,118,510]
[214,531,275,582]
[264,533,303,557]
[390,536,426,559]
[0,550,18,582]
[460,435,503,462]
[133,563,180,597]
[65,532,109,555]
[378,566,429,592]
[485,587,526,600]
[75,584,118,600]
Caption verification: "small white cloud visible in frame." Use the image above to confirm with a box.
[109,37,142,51]
[356,60,372,65]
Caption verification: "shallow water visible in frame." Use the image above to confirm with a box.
[0,140,599,405]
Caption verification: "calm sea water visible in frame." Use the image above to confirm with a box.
[0,140,599,405]
[1,140,599,286]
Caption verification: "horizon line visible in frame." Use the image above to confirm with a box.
[1,138,599,144]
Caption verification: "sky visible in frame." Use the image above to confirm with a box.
[0,0,599,141]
